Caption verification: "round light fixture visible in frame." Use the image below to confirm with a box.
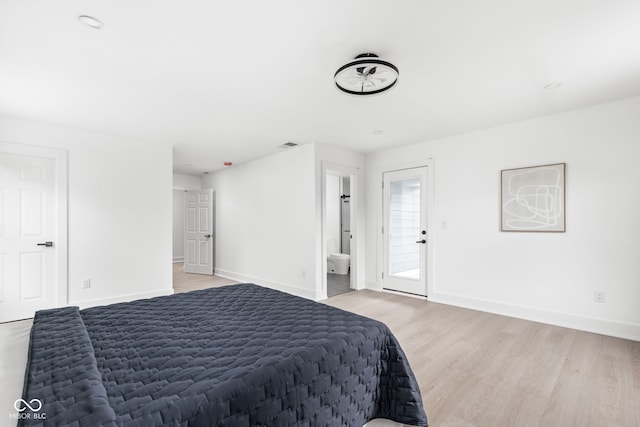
[78,15,103,29]
[334,53,399,95]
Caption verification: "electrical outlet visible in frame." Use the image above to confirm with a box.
[594,291,606,303]
[82,279,91,289]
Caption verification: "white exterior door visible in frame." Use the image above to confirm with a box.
[383,167,428,296]
[0,145,66,322]
[184,189,214,275]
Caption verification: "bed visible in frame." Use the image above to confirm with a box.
[20,284,428,426]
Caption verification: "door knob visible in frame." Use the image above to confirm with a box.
[204,234,211,238]
[37,241,54,247]
[415,239,426,244]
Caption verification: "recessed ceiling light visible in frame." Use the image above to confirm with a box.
[373,130,383,134]
[78,15,103,29]
[544,82,562,90]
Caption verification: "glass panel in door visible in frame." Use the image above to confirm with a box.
[389,177,421,279]
[382,166,428,296]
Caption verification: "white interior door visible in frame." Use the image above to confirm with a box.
[184,189,214,275]
[0,148,64,322]
[383,167,428,296]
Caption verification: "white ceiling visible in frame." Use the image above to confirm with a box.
[1,0,639,174]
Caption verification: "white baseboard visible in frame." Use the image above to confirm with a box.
[71,288,175,310]
[428,291,640,342]
[173,257,184,263]
[366,280,382,291]
[215,269,317,300]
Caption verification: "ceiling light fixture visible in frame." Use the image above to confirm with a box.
[373,130,383,134]
[78,15,103,29]
[334,53,399,95]
[544,82,562,90]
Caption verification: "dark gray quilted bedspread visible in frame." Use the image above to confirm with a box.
[21,284,428,426]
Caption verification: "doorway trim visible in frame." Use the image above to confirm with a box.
[0,141,68,312]
[321,162,361,300]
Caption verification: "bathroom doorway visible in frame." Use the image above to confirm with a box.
[326,174,352,297]
[323,162,360,299]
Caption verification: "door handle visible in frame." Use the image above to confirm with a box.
[204,234,211,238]
[416,239,426,244]
[37,241,54,247]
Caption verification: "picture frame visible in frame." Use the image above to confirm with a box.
[500,163,566,232]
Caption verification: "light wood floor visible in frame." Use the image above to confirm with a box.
[174,266,640,427]
[173,262,239,293]
[328,292,640,427]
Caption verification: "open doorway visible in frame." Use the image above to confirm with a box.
[322,162,359,299]
[326,174,352,297]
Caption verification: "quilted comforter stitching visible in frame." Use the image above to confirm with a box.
[20,284,428,426]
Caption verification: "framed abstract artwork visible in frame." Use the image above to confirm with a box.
[500,163,566,232]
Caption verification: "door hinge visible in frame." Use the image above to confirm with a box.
[381,226,384,234]
[382,272,384,279]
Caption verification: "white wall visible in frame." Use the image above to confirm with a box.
[173,173,202,190]
[340,177,351,255]
[202,144,317,299]
[0,115,173,306]
[365,97,640,340]
[172,190,185,261]
[172,173,202,261]
[200,143,365,300]
[325,174,341,254]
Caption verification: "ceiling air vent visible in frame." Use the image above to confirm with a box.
[278,142,299,148]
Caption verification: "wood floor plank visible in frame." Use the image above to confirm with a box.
[589,336,638,426]
[512,326,576,400]
[539,332,602,426]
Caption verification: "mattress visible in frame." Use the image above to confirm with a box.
[20,284,428,426]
